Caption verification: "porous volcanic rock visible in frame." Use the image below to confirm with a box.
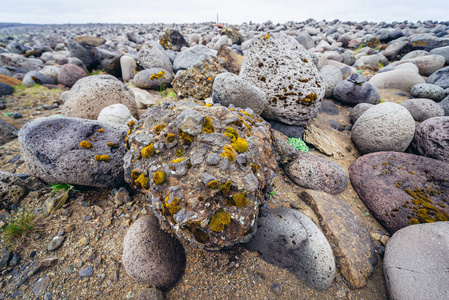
[123,100,278,250]
[411,116,449,163]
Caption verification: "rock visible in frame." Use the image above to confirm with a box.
[353,54,388,71]
[303,124,346,158]
[217,46,243,75]
[32,277,50,297]
[384,41,406,60]
[214,35,229,51]
[97,104,137,126]
[0,118,18,145]
[244,207,336,290]
[172,58,224,100]
[403,55,446,76]
[173,45,216,72]
[212,72,267,115]
[369,69,425,92]
[0,251,12,269]
[426,66,449,89]
[160,29,189,52]
[410,83,445,101]
[74,36,106,47]
[18,117,127,188]
[113,187,130,206]
[57,64,87,88]
[130,87,160,109]
[97,47,123,78]
[349,152,449,234]
[240,33,325,126]
[79,266,94,277]
[40,66,61,82]
[430,45,449,65]
[68,57,88,74]
[0,53,40,71]
[120,56,136,82]
[268,121,304,138]
[47,236,64,251]
[400,98,445,122]
[411,116,449,163]
[333,73,380,105]
[350,103,374,124]
[351,103,415,154]
[320,101,340,115]
[123,101,278,249]
[384,222,449,300]
[133,68,173,90]
[138,41,173,73]
[0,171,26,210]
[22,71,57,87]
[15,257,58,286]
[67,38,101,71]
[140,287,164,300]
[303,190,377,289]
[61,75,137,120]
[441,95,449,115]
[401,50,429,61]
[220,26,243,45]
[122,214,186,291]
[283,152,348,194]
[10,252,20,266]
[320,65,342,98]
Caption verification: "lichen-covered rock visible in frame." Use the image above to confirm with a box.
[220,26,243,45]
[240,33,325,125]
[172,58,225,100]
[159,29,189,52]
[123,100,278,250]
[133,68,173,90]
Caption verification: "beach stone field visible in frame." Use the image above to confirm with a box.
[0,19,449,299]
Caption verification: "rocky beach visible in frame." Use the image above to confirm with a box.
[0,19,448,299]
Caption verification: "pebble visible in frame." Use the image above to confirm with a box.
[79,266,94,277]
[48,236,65,251]
[64,224,76,233]
[270,282,282,296]
[10,252,20,266]
[12,113,21,119]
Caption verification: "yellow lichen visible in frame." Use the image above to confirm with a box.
[208,209,231,233]
[220,181,233,196]
[141,143,155,158]
[154,123,166,133]
[170,158,185,163]
[231,137,248,153]
[232,193,248,207]
[251,163,258,173]
[202,116,215,134]
[179,130,194,145]
[107,142,119,148]
[94,155,109,162]
[153,171,166,185]
[176,149,183,157]
[150,70,166,80]
[207,180,219,189]
[135,173,149,189]
[220,145,235,161]
[224,127,238,141]
[164,196,181,215]
[166,133,176,143]
[79,140,92,149]
[98,128,104,133]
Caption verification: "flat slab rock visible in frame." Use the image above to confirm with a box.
[301,190,377,289]
[349,152,449,234]
[384,222,449,300]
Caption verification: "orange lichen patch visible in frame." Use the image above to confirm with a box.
[94,155,110,162]
[220,145,235,161]
[179,130,194,145]
[166,133,176,143]
[107,142,119,148]
[202,116,215,134]
[206,180,219,189]
[154,123,166,134]
[208,209,231,233]
[79,140,92,149]
[150,70,166,80]
[135,173,149,189]
[153,171,167,185]
[141,143,155,158]
[98,128,104,133]
[231,137,248,153]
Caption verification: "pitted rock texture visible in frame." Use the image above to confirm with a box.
[123,100,278,250]
[61,75,138,120]
[18,117,127,188]
[349,152,449,234]
[411,116,449,163]
[172,58,224,100]
[0,118,18,146]
[0,171,27,210]
[240,33,325,125]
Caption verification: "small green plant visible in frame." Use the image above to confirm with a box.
[378,61,385,69]
[1,208,37,245]
[88,69,106,76]
[288,137,309,153]
[48,183,78,197]
[159,88,177,98]
[353,43,365,55]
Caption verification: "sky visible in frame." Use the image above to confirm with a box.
[0,0,448,25]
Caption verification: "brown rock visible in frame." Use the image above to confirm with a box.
[73,36,106,47]
[58,64,87,88]
[0,74,22,86]
[301,190,377,288]
[303,124,346,158]
[217,46,243,75]
[411,116,449,163]
[122,214,186,291]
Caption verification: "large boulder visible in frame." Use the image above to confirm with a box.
[137,41,173,73]
[384,222,449,300]
[22,71,57,87]
[173,45,216,72]
[220,26,243,45]
[400,98,445,122]
[19,117,127,188]
[67,37,102,71]
[410,83,445,101]
[61,75,137,120]
[57,64,87,88]
[349,152,449,234]
[351,103,415,154]
[369,69,425,92]
[426,66,449,89]
[212,72,267,115]
[244,207,336,290]
[333,73,380,105]
[123,101,278,250]
[122,214,186,291]
[411,116,449,163]
[240,33,325,125]
[0,53,40,71]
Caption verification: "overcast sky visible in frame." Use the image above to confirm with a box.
[1,0,448,25]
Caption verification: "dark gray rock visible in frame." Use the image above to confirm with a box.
[0,118,18,145]
[400,98,445,121]
[411,116,449,163]
[212,72,267,114]
[384,222,449,300]
[429,45,449,65]
[349,151,449,234]
[97,47,123,78]
[426,66,449,89]
[0,171,27,210]
[440,95,449,115]
[268,120,304,138]
[351,103,415,154]
[0,82,14,96]
[410,83,445,101]
[67,38,101,71]
[283,152,348,194]
[173,45,216,72]
[244,207,336,290]
[122,214,186,291]
[333,74,380,105]
[18,117,127,188]
[0,251,12,269]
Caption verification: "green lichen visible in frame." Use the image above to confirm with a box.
[288,137,309,152]
[230,193,247,207]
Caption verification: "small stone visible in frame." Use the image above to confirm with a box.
[380,235,390,246]
[113,269,119,282]
[48,236,64,251]
[64,224,75,233]
[270,282,282,296]
[103,219,112,227]
[371,233,381,241]
[76,237,88,247]
[79,266,94,277]
[113,187,130,206]
[32,276,50,297]
[57,230,65,236]
[0,252,11,269]
[93,206,104,215]
[44,292,52,300]
[83,215,92,221]
[30,251,37,258]
[12,113,22,119]
[10,252,20,266]
[375,245,386,257]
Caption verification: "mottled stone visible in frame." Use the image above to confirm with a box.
[411,116,449,163]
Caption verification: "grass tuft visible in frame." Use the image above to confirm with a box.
[1,208,37,245]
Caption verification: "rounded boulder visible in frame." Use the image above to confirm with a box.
[400,98,445,122]
[58,64,87,88]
